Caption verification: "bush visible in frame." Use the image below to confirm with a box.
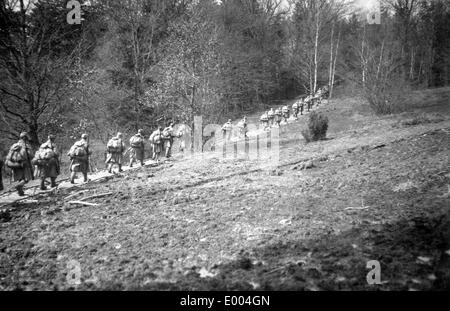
[301,111,329,143]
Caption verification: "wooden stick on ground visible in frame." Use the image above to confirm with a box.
[79,192,114,202]
[64,190,90,201]
[67,201,99,206]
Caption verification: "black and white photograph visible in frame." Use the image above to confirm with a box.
[0,0,449,296]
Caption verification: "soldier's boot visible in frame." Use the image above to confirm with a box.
[40,178,47,191]
[16,181,25,196]
[129,160,133,168]
[118,164,123,172]
[83,173,88,183]
[50,177,57,188]
[107,163,112,173]
[70,172,76,184]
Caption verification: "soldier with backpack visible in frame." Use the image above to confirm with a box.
[106,132,125,173]
[267,108,275,127]
[149,126,164,162]
[274,107,282,127]
[162,122,177,159]
[5,132,34,196]
[129,129,145,168]
[67,133,91,184]
[221,119,233,141]
[32,134,60,190]
[237,116,247,138]
[260,112,269,130]
[299,99,304,115]
[282,105,290,123]
[305,96,311,112]
[292,101,299,119]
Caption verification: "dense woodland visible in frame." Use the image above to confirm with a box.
[0,0,449,151]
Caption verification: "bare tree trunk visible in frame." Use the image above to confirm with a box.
[313,11,320,95]
[361,23,367,88]
[330,24,340,99]
[328,22,335,97]
[409,47,415,80]
[376,38,385,80]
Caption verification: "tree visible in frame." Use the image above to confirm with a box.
[103,0,190,131]
[0,0,101,147]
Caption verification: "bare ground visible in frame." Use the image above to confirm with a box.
[1,89,449,291]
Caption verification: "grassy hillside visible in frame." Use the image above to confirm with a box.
[0,88,449,290]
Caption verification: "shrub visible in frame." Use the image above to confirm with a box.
[302,111,329,143]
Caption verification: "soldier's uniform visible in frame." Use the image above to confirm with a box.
[267,108,275,126]
[305,96,312,112]
[150,127,164,162]
[221,120,232,141]
[163,123,178,158]
[292,102,299,119]
[282,105,290,122]
[238,117,247,138]
[34,135,59,190]
[106,132,125,173]
[5,132,34,196]
[299,99,304,115]
[260,112,269,130]
[68,134,91,184]
[274,108,282,127]
[129,130,145,167]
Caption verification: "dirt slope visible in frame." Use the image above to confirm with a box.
[0,89,449,290]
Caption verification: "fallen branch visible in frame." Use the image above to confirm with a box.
[64,190,89,201]
[79,192,114,202]
[344,206,370,211]
[67,201,99,206]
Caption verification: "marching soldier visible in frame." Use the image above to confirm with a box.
[221,119,233,141]
[106,132,125,173]
[237,116,248,138]
[4,132,34,196]
[299,99,305,115]
[267,108,275,127]
[163,122,177,158]
[282,105,290,123]
[129,129,145,167]
[260,111,269,129]
[274,107,282,127]
[150,126,164,162]
[305,96,312,112]
[68,133,91,184]
[292,101,299,119]
[33,134,60,190]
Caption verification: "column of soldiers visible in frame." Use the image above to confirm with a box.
[1,88,328,197]
[0,122,180,197]
[259,86,328,130]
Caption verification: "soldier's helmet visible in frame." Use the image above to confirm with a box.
[48,134,55,141]
[138,129,143,135]
[81,133,88,139]
[117,132,122,138]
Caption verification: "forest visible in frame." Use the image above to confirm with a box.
[1,0,450,152]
